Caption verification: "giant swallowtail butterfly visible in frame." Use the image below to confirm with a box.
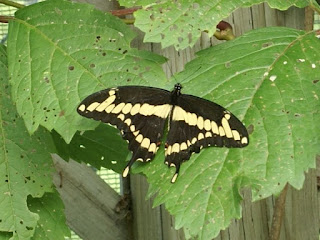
[77,84,249,183]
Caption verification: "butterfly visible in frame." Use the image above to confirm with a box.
[77,83,249,183]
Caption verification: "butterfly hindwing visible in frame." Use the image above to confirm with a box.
[165,93,249,182]
[77,86,172,176]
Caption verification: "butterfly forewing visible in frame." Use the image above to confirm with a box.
[77,86,172,176]
[165,94,249,182]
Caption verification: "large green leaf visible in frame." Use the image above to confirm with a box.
[28,191,70,240]
[118,0,314,50]
[7,0,167,143]
[132,27,320,239]
[0,45,68,239]
[52,124,129,173]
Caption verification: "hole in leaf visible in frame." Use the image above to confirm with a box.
[68,66,74,71]
[313,79,319,84]
[90,63,95,68]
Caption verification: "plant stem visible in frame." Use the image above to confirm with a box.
[0,0,24,8]
[110,7,141,16]
[0,16,14,23]
[270,183,289,240]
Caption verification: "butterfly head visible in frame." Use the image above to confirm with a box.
[174,83,182,95]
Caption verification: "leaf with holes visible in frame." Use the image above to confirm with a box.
[28,191,70,239]
[52,124,129,173]
[8,0,167,143]
[0,45,60,239]
[119,0,310,50]
[132,27,320,239]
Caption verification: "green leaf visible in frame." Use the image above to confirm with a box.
[119,0,310,50]
[0,45,59,239]
[7,0,167,143]
[52,124,129,173]
[133,27,320,239]
[29,191,70,240]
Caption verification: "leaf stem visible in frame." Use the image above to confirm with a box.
[310,0,320,15]
[0,0,25,8]
[110,7,141,16]
[0,15,14,23]
[269,183,289,240]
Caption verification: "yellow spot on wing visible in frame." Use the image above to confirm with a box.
[219,126,225,136]
[95,95,116,112]
[172,106,186,121]
[205,132,212,138]
[117,114,125,121]
[78,104,85,112]
[188,112,197,126]
[122,103,132,114]
[112,102,125,114]
[221,117,233,138]
[211,121,219,134]
[153,104,171,118]
[198,132,204,140]
[141,138,151,149]
[148,143,157,153]
[232,130,241,140]
[139,103,152,115]
[124,118,131,126]
[130,104,141,115]
[172,143,180,153]
[165,145,172,156]
[241,137,248,144]
[105,104,115,113]
[130,125,136,132]
[204,119,211,131]
[133,130,139,136]
[87,102,100,112]
[197,116,204,130]
[180,142,187,150]
[136,134,143,143]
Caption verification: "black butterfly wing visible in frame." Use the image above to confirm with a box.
[165,94,249,183]
[77,86,172,177]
